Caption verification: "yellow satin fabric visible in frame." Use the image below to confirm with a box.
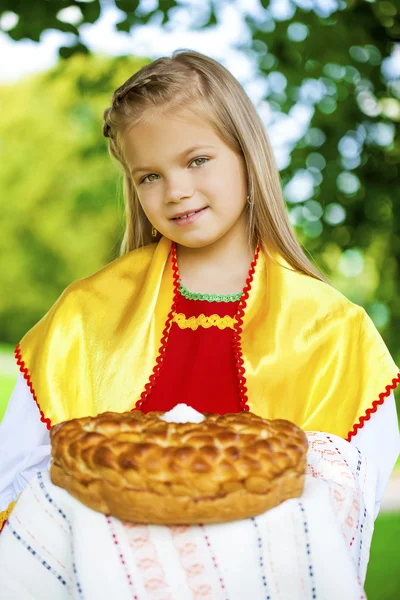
[0,499,17,530]
[19,236,399,439]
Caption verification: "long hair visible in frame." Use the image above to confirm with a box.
[103,49,329,283]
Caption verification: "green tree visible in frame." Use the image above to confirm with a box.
[241,1,400,366]
[0,53,149,342]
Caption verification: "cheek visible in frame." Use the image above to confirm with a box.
[209,155,244,193]
[137,200,158,228]
[198,166,226,197]
[205,165,245,210]
[138,189,161,217]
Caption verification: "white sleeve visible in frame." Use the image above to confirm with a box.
[350,391,400,518]
[0,372,51,512]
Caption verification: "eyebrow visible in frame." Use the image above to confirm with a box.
[129,145,216,176]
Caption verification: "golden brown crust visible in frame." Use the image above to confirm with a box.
[50,410,308,524]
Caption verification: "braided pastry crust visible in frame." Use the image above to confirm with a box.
[50,410,308,524]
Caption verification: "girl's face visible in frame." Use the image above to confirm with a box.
[123,108,249,249]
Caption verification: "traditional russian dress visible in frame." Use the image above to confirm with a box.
[1,236,399,528]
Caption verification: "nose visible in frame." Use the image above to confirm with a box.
[164,172,194,204]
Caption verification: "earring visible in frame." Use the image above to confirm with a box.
[152,226,158,237]
[247,194,253,205]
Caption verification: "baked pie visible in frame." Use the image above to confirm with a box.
[50,409,308,524]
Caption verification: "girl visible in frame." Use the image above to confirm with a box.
[0,49,399,530]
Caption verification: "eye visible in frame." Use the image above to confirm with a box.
[190,157,209,167]
[140,173,159,185]
[139,157,209,185]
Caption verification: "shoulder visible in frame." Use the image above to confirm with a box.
[270,252,364,329]
[56,241,160,308]
[22,241,162,339]
[73,241,158,294]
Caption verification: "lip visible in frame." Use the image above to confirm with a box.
[171,207,206,219]
[171,207,208,226]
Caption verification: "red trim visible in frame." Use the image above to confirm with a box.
[0,519,6,534]
[14,343,52,430]
[346,372,400,442]
[232,240,261,412]
[135,239,261,413]
[134,241,180,411]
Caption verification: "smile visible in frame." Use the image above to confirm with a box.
[171,207,208,226]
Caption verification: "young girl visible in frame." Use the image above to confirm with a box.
[0,49,399,530]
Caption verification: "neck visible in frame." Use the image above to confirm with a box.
[175,217,257,295]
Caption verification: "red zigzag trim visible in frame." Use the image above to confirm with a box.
[346,372,400,442]
[14,343,52,430]
[134,241,180,412]
[232,240,261,412]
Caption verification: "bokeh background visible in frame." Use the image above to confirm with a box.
[0,0,399,597]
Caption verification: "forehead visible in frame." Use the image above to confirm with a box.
[122,108,222,167]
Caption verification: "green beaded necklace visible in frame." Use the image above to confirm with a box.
[178,279,243,303]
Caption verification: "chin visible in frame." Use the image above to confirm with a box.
[171,232,221,249]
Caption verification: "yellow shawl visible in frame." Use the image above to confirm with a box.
[16,236,399,440]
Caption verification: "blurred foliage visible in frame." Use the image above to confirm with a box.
[0,53,149,341]
[0,0,399,373]
[0,0,180,58]
[239,0,400,369]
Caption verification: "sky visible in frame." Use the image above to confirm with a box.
[0,0,260,85]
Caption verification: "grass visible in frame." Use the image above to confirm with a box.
[0,349,399,597]
[365,512,400,599]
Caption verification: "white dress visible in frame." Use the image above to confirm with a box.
[1,373,399,519]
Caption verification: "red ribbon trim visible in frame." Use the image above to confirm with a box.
[232,240,261,412]
[134,241,181,412]
[14,343,52,430]
[346,372,400,442]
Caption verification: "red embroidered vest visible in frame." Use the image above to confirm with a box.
[140,285,242,415]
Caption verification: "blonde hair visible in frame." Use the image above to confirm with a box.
[103,49,329,284]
